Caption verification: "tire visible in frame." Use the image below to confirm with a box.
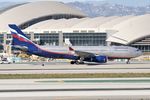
[70,61,75,64]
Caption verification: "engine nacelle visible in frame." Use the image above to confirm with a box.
[84,55,107,63]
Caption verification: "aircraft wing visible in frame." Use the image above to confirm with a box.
[69,47,95,58]
[74,50,95,58]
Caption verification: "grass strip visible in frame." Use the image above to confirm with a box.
[0,73,150,79]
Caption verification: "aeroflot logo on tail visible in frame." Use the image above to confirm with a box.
[10,29,31,43]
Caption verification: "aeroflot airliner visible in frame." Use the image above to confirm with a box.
[9,24,142,64]
[9,24,107,64]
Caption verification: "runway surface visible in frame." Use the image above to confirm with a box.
[0,78,150,100]
[0,61,149,74]
[0,62,150,99]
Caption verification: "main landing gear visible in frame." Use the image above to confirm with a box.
[70,57,85,65]
[70,60,84,64]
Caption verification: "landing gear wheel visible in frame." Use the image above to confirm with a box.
[70,61,75,64]
[70,61,84,65]
[126,59,130,64]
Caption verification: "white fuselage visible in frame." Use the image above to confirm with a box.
[42,46,143,59]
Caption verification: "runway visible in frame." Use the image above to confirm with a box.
[0,78,150,100]
[0,61,149,74]
[0,62,150,99]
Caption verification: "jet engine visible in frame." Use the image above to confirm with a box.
[84,55,107,63]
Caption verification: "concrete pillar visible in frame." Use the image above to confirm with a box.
[30,32,34,41]
[107,41,111,46]
[3,33,7,53]
[59,32,63,46]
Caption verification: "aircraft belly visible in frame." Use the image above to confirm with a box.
[108,52,131,59]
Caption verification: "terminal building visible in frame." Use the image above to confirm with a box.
[0,1,150,53]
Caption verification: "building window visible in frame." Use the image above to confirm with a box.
[34,33,59,46]
[0,34,4,44]
[130,36,150,52]
[63,33,107,46]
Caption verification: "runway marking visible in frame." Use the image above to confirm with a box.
[1,67,150,71]
[37,79,150,83]
[1,88,150,92]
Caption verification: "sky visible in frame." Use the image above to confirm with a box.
[0,0,150,6]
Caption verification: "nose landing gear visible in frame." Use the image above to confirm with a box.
[126,59,130,64]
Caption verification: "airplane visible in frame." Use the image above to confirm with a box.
[9,24,107,64]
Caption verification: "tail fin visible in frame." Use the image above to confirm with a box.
[9,24,35,49]
[9,24,28,39]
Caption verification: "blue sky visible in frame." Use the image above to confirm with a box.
[0,0,150,6]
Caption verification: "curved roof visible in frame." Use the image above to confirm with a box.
[0,3,27,14]
[0,1,86,30]
[71,16,118,28]
[100,15,135,29]
[26,16,118,30]
[26,16,134,31]
[26,16,127,31]
[107,14,150,45]
[49,18,88,29]
[27,18,89,29]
